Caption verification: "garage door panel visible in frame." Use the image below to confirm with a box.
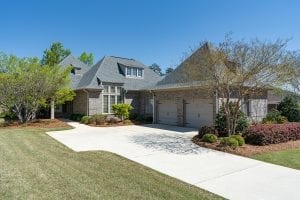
[158,100,177,125]
[185,99,213,128]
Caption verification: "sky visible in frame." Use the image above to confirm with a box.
[0,0,299,71]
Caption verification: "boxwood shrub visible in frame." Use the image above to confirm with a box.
[244,123,300,145]
[202,133,218,143]
[220,137,239,149]
[231,135,245,146]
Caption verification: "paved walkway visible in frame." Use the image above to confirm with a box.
[47,122,300,200]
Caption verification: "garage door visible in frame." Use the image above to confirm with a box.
[185,99,213,128]
[157,100,177,125]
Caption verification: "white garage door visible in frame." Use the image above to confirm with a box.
[185,98,213,128]
[157,100,177,125]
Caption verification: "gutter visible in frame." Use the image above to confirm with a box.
[83,89,89,116]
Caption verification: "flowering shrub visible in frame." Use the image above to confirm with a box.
[244,123,300,145]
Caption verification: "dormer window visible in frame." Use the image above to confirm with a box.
[126,67,143,78]
[138,68,143,77]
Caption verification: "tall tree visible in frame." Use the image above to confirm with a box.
[149,63,163,76]
[0,54,75,123]
[41,42,71,66]
[78,52,94,66]
[181,37,295,135]
[165,67,174,75]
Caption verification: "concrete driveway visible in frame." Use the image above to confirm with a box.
[47,122,300,200]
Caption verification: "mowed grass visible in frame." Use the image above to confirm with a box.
[252,148,300,170]
[0,128,223,200]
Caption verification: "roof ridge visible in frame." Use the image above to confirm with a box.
[109,56,136,61]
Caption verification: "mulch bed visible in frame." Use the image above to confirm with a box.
[88,121,149,127]
[0,119,72,129]
[192,136,300,157]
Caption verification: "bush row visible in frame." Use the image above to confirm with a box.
[244,123,300,145]
[80,114,121,125]
[201,133,245,149]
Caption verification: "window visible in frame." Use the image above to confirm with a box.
[126,67,143,78]
[103,95,109,113]
[117,95,122,104]
[117,87,121,94]
[138,69,143,77]
[132,68,137,76]
[103,85,109,93]
[110,95,116,111]
[111,86,116,93]
[127,67,132,75]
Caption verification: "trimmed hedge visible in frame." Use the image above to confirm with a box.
[244,123,300,146]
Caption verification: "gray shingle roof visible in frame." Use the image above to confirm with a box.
[60,55,163,91]
[59,55,91,89]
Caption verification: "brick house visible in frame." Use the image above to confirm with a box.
[58,46,269,128]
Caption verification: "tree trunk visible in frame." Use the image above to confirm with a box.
[51,100,55,120]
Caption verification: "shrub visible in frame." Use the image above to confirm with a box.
[106,115,121,124]
[220,137,239,149]
[198,126,218,138]
[244,123,300,145]
[88,117,95,125]
[92,114,106,125]
[262,109,288,124]
[80,116,91,124]
[231,134,245,146]
[277,95,300,122]
[111,104,133,120]
[215,103,249,136]
[202,133,218,143]
[123,119,133,125]
[70,114,84,122]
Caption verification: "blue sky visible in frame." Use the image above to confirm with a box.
[0,0,299,71]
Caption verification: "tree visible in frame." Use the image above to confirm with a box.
[165,67,174,75]
[0,54,75,123]
[182,37,295,135]
[277,95,300,122]
[290,57,300,93]
[149,63,163,76]
[41,42,71,66]
[78,52,94,66]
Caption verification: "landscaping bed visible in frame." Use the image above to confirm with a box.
[0,119,71,129]
[193,136,300,157]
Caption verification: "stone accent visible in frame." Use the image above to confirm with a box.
[154,88,215,126]
[139,91,154,116]
[88,90,102,115]
[72,90,88,115]
[125,91,141,114]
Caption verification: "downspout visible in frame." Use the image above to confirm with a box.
[83,89,89,116]
[149,90,155,124]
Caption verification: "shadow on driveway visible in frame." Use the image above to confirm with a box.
[130,133,211,155]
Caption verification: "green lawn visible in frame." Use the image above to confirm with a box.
[251,148,300,170]
[0,127,223,200]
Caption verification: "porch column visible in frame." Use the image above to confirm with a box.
[51,100,55,120]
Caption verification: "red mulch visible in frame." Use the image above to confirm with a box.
[192,136,300,157]
[0,119,72,129]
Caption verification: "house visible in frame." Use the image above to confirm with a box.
[58,55,163,117]
[149,46,268,127]
[59,47,269,128]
